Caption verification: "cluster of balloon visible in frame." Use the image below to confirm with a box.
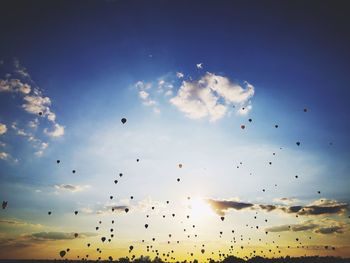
[0,107,333,261]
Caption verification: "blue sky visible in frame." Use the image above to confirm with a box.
[0,0,350,260]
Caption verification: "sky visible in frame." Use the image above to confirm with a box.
[0,0,350,261]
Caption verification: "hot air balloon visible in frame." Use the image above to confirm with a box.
[59,250,66,258]
[121,118,127,124]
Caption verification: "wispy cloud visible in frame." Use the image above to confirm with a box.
[266,219,348,235]
[0,151,18,163]
[27,231,97,241]
[0,219,43,229]
[135,81,160,114]
[206,198,348,217]
[54,184,91,193]
[280,199,348,216]
[11,122,49,157]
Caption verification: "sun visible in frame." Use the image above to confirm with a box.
[188,197,215,220]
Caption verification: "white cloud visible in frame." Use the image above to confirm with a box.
[0,151,9,160]
[170,72,254,121]
[176,72,184,78]
[135,81,151,90]
[0,123,7,135]
[19,83,31,94]
[138,90,149,100]
[44,123,65,138]
[157,79,173,94]
[0,79,31,94]
[164,90,173,97]
[22,95,51,116]
[196,63,203,69]
[35,142,49,157]
[28,118,39,129]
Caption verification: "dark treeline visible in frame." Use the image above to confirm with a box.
[1,255,350,263]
